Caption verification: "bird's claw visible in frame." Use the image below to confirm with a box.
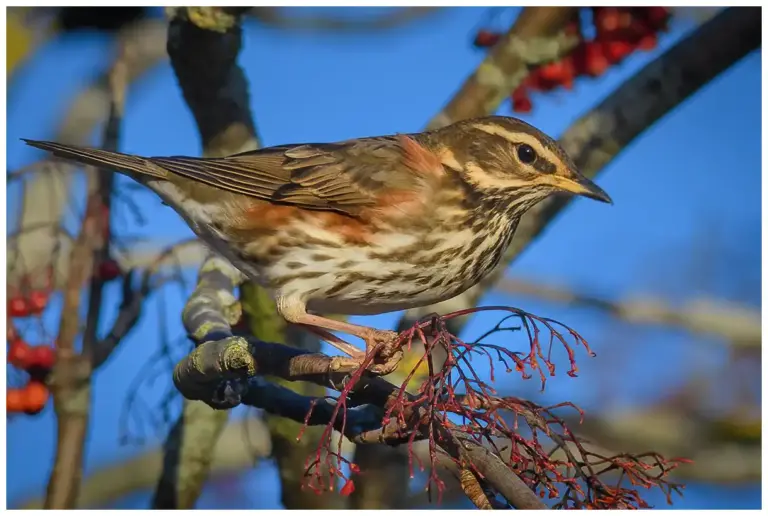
[328,329,403,376]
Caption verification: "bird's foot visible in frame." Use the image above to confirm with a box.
[329,329,403,376]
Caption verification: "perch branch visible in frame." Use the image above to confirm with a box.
[153,7,258,510]
[172,334,549,509]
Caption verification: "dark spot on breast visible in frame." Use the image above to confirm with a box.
[310,253,333,261]
[325,278,355,296]
[285,261,305,270]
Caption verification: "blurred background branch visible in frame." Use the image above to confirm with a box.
[8,17,167,292]
[248,6,442,33]
[494,277,760,348]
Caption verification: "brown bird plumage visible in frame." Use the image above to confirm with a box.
[23,115,611,371]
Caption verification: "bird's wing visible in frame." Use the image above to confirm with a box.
[150,134,446,217]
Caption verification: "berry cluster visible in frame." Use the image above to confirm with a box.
[7,313,55,416]
[473,7,671,113]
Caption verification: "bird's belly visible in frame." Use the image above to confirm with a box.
[261,239,478,316]
[265,248,461,315]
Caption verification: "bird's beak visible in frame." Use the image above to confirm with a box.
[550,171,613,204]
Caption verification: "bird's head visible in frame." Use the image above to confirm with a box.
[430,116,612,211]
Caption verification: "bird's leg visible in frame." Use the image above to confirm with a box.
[277,298,402,374]
[298,323,364,357]
[297,315,403,371]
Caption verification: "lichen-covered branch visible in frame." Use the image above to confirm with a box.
[428,7,578,129]
[153,7,259,509]
[401,6,762,335]
[171,333,551,509]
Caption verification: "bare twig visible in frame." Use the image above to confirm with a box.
[82,55,128,358]
[249,6,442,33]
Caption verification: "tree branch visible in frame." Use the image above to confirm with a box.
[172,333,548,510]
[153,7,259,509]
[494,277,760,348]
[428,7,578,129]
[44,54,129,510]
[248,6,442,33]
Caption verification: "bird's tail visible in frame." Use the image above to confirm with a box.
[22,139,168,181]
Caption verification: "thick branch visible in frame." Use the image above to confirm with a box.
[401,7,762,334]
[428,7,577,129]
[154,7,258,510]
[172,335,547,509]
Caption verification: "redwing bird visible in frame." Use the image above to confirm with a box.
[24,115,611,371]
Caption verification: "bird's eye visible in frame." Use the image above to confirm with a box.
[516,144,537,164]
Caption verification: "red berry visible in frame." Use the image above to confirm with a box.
[23,381,49,415]
[29,345,56,370]
[559,56,576,89]
[537,61,566,83]
[637,33,658,51]
[603,40,634,64]
[98,259,121,281]
[618,9,633,29]
[8,339,32,369]
[339,479,355,497]
[473,30,500,48]
[526,70,557,92]
[7,388,25,413]
[8,297,30,318]
[28,290,49,315]
[583,42,610,77]
[595,7,621,36]
[349,463,361,474]
[7,324,18,342]
[511,86,532,113]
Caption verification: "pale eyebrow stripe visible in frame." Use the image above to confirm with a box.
[471,123,561,167]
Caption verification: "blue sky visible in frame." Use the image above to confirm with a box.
[6,7,761,509]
